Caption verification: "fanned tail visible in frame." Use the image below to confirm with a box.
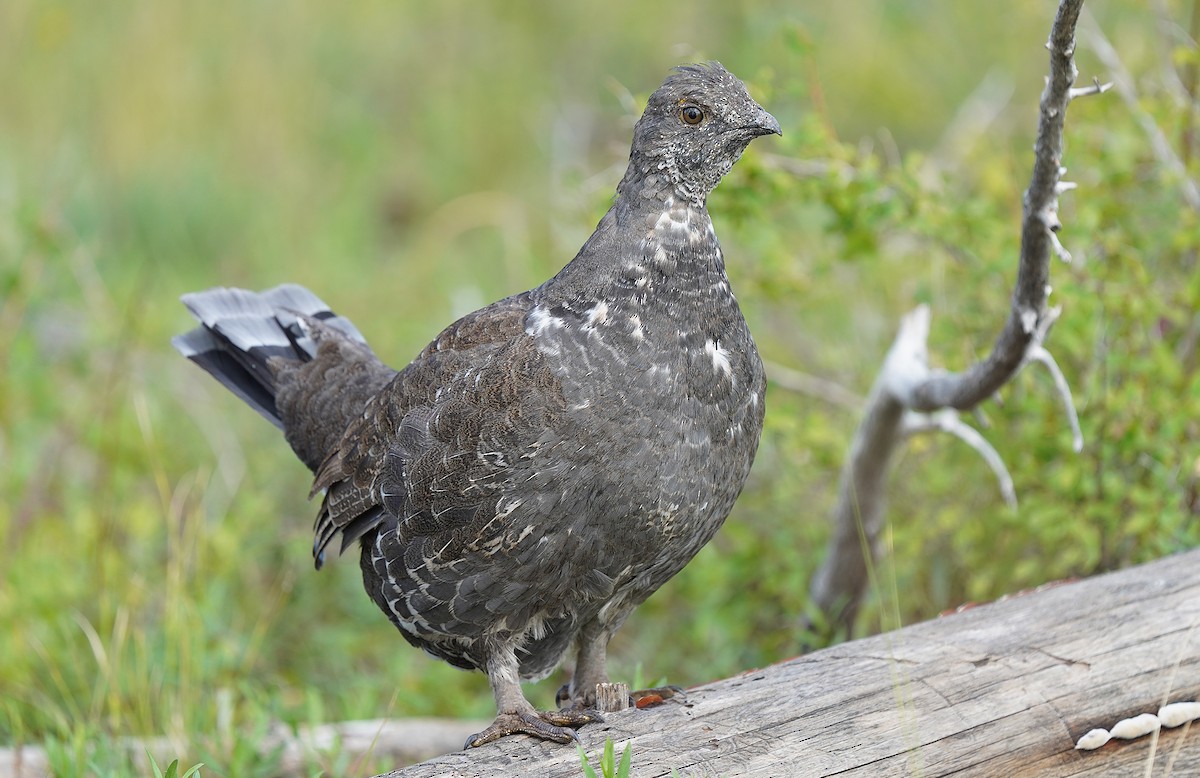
[172,283,367,428]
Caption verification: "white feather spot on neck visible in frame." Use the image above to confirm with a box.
[527,305,565,337]
[655,207,690,233]
[585,300,609,328]
[648,363,672,381]
[629,314,645,341]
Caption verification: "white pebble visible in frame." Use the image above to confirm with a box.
[1074,728,1111,750]
[1110,713,1161,739]
[1158,702,1200,728]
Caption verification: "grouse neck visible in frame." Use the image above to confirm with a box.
[640,197,715,256]
[535,187,727,312]
[614,192,724,282]
[615,157,707,212]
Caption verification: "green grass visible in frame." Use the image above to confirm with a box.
[147,754,204,778]
[578,738,633,778]
[3,0,1198,774]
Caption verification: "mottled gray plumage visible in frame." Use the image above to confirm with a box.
[174,62,778,748]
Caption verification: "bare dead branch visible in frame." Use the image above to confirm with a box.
[1148,0,1196,107]
[1048,229,1073,263]
[764,359,864,410]
[807,0,1091,636]
[1068,78,1113,101]
[907,0,1085,412]
[902,409,1018,509]
[759,152,855,180]
[1027,344,1085,453]
[808,309,924,629]
[1081,9,1200,212]
[931,70,1016,170]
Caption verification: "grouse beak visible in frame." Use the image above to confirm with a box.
[745,108,782,138]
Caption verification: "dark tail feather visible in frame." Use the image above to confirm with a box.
[172,283,366,429]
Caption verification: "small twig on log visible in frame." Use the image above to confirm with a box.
[808,0,1096,636]
[594,682,631,713]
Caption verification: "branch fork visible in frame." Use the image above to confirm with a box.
[806,0,1099,635]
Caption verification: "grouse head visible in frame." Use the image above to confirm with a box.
[618,62,781,208]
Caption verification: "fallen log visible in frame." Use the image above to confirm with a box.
[382,548,1200,777]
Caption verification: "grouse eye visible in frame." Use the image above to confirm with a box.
[679,105,704,125]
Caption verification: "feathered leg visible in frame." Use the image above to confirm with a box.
[565,622,610,705]
[464,639,601,749]
[558,620,685,710]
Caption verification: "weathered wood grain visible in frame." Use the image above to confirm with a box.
[381,549,1200,777]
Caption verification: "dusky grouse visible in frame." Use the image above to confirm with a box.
[174,62,778,748]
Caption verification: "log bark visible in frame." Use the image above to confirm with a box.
[381,549,1200,777]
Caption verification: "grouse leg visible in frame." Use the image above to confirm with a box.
[559,622,687,710]
[464,640,601,749]
[562,622,610,707]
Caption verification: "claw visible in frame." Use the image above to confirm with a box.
[464,708,602,749]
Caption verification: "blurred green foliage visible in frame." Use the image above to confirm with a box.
[2,0,1198,774]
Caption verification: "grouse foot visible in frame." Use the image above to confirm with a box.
[464,708,603,749]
